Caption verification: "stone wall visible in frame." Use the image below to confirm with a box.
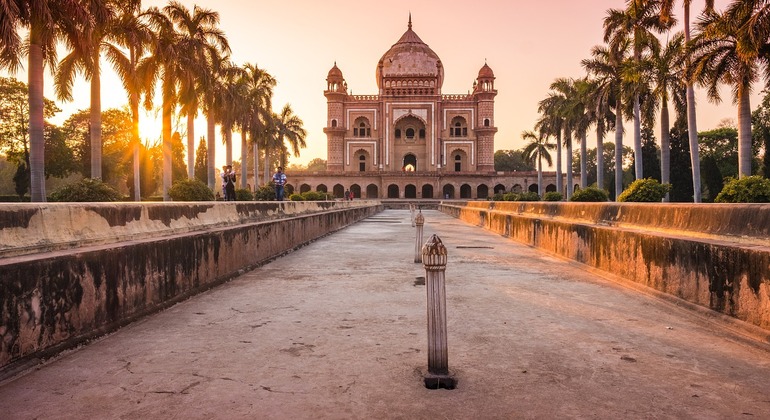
[440,201,770,337]
[0,201,382,373]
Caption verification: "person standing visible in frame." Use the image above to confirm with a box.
[221,165,237,201]
[272,167,287,201]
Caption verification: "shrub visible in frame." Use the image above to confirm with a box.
[235,188,254,201]
[289,193,304,201]
[49,178,124,202]
[570,187,609,202]
[714,176,770,203]
[543,191,563,201]
[254,184,277,201]
[299,191,333,201]
[516,191,540,201]
[492,193,504,201]
[617,178,671,202]
[167,179,214,201]
[503,192,519,201]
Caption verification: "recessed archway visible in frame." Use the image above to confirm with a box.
[460,184,472,199]
[477,184,489,199]
[388,184,400,198]
[366,184,379,198]
[422,184,434,199]
[405,184,417,198]
[350,184,361,198]
[442,184,455,199]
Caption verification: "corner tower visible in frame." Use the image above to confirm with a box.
[473,62,497,172]
[324,62,347,171]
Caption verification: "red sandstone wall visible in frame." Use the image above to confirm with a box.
[0,202,382,374]
[441,201,770,338]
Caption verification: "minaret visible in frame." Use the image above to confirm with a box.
[473,61,497,172]
[324,62,347,171]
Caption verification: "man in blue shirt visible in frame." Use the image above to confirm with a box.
[272,167,287,201]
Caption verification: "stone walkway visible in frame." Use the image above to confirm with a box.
[2,209,770,419]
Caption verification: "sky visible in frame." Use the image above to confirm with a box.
[7,0,764,170]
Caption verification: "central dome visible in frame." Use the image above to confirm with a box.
[376,18,443,89]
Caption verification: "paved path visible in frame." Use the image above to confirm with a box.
[2,209,770,419]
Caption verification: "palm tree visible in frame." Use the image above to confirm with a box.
[604,0,672,182]
[661,0,714,202]
[583,76,616,192]
[54,0,114,180]
[273,104,307,169]
[573,78,594,190]
[238,63,275,189]
[104,0,153,201]
[542,77,583,199]
[216,61,247,170]
[201,52,228,190]
[522,130,554,197]
[649,32,686,200]
[583,40,630,199]
[165,2,229,180]
[537,94,565,195]
[0,0,89,201]
[144,5,186,200]
[689,6,764,178]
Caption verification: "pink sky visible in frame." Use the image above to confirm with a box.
[23,0,765,169]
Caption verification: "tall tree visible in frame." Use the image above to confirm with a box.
[604,0,672,181]
[273,104,307,169]
[521,130,554,197]
[583,40,630,199]
[144,4,186,200]
[689,5,765,178]
[752,90,770,178]
[54,0,114,180]
[537,91,565,195]
[661,0,715,202]
[0,0,89,201]
[238,63,275,189]
[104,0,152,201]
[164,1,229,180]
[194,136,208,183]
[649,32,686,201]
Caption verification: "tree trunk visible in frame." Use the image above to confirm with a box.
[738,90,752,177]
[207,116,216,190]
[225,128,232,166]
[615,101,624,200]
[131,93,141,201]
[633,94,642,180]
[660,99,671,202]
[580,132,587,189]
[264,144,270,182]
[556,131,563,195]
[28,24,46,202]
[162,80,173,201]
[684,4,702,202]
[566,130,573,198]
[537,154,543,197]
[90,50,102,180]
[253,142,259,188]
[187,114,195,179]
[596,120,604,191]
[240,130,248,189]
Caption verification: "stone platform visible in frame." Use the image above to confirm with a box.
[1,210,770,419]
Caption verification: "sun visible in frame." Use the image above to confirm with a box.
[138,110,163,145]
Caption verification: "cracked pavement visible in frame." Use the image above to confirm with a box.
[2,209,770,419]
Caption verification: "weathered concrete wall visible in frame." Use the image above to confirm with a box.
[0,201,382,372]
[440,201,770,335]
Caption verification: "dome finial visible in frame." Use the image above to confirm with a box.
[408,12,412,30]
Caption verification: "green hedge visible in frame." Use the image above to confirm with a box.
[168,179,214,201]
[49,178,124,202]
[715,176,770,203]
[618,178,671,202]
[570,187,609,202]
